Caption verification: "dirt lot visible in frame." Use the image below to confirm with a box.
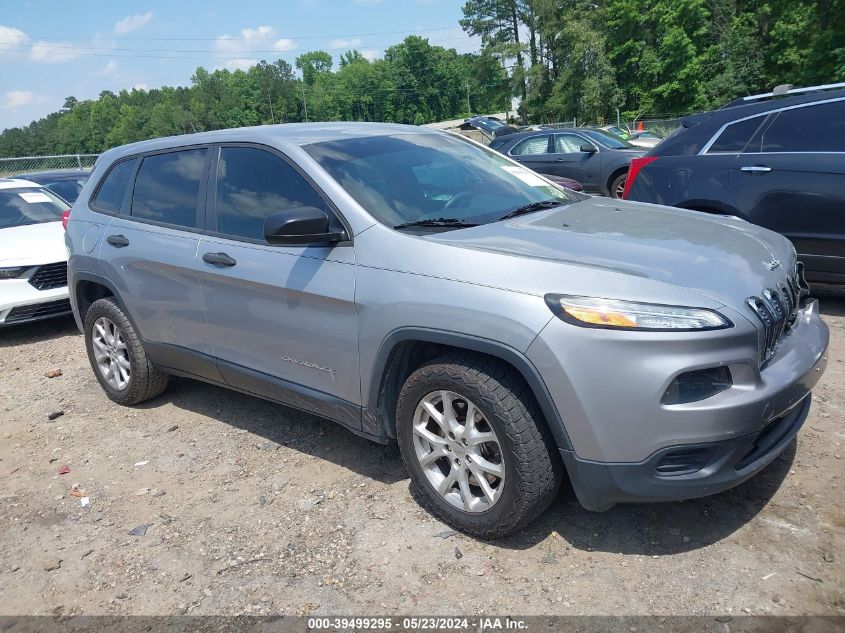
[0,289,843,618]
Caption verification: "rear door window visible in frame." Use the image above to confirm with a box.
[213,146,331,241]
[708,116,766,153]
[92,159,136,213]
[510,135,550,156]
[131,149,207,228]
[759,100,845,153]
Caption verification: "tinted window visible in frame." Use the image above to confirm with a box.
[131,149,207,227]
[93,159,136,212]
[759,101,845,152]
[510,136,549,155]
[215,147,329,240]
[0,187,66,229]
[554,134,586,153]
[709,116,765,153]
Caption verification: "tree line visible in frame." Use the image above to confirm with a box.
[464,0,844,123]
[1,0,842,157]
[0,36,509,157]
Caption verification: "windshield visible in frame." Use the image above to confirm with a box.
[0,187,66,229]
[304,132,580,229]
[583,129,634,149]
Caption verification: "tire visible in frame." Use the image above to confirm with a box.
[83,297,168,406]
[609,172,627,198]
[396,352,562,538]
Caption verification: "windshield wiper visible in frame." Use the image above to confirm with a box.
[393,218,480,230]
[498,199,565,221]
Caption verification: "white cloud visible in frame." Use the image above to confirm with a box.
[95,60,119,76]
[0,26,28,53]
[354,0,383,4]
[31,40,83,63]
[215,25,296,59]
[216,25,273,54]
[331,38,362,49]
[114,11,153,35]
[1,90,36,110]
[274,38,296,52]
[223,58,257,71]
[361,49,379,61]
[132,84,150,91]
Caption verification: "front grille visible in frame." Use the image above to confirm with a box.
[5,298,72,324]
[28,261,68,290]
[746,263,810,364]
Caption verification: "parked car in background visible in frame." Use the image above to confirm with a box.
[67,123,827,537]
[16,169,90,204]
[0,178,71,326]
[489,127,645,197]
[462,115,519,140]
[600,125,662,148]
[624,83,845,284]
[538,173,584,192]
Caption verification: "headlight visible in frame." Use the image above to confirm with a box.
[544,294,732,331]
[0,266,28,280]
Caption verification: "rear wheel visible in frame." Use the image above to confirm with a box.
[396,353,562,538]
[84,297,168,406]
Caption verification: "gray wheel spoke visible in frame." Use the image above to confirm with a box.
[469,453,504,478]
[414,424,448,447]
[437,467,458,496]
[419,446,447,467]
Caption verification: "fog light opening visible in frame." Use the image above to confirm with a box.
[662,366,732,405]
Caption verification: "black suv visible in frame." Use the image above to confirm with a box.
[623,84,845,284]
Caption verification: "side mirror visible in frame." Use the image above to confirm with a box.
[580,144,597,153]
[263,206,347,245]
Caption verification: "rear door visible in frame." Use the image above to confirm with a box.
[95,147,214,364]
[506,134,555,174]
[729,98,845,281]
[195,145,360,426]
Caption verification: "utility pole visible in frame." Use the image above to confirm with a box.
[466,82,471,117]
[301,85,308,122]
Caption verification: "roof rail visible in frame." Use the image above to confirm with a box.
[740,82,845,102]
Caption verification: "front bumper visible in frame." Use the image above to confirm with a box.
[0,278,71,327]
[562,392,814,510]
[526,298,828,509]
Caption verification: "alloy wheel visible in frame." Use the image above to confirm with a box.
[91,316,131,390]
[412,390,506,512]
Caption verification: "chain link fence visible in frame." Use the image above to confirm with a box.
[0,154,99,178]
[628,117,683,138]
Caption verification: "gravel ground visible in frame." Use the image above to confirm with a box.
[0,288,843,617]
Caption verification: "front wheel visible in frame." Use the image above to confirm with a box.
[610,172,627,199]
[396,353,562,538]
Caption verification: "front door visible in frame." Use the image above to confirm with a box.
[195,145,360,428]
[551,133,601,191]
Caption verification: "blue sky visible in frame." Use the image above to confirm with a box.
[0,0,479,131]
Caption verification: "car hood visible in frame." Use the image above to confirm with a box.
[0,221,67,266]
[426,197,796,308]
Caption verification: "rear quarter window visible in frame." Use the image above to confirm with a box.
[707,115,768,153]
[92,159,136,213]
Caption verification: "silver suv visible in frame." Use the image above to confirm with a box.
[66,123,829,537]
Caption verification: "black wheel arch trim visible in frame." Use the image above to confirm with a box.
[367,327,574,451]
[71,272,139,333]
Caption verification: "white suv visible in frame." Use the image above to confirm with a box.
[0,178,71,326]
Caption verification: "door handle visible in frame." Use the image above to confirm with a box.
[740,165,772,173]
[106,234,129,247]
[554,158,566,162]
[202,252,237,267]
